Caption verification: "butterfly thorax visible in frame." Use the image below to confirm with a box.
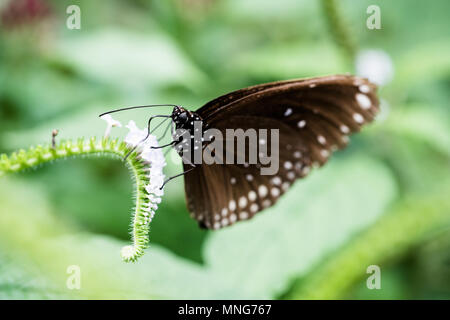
[171,106,206,158]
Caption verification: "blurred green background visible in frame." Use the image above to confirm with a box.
[0,0,449,299]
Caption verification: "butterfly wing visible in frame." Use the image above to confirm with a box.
[184,75,379,229]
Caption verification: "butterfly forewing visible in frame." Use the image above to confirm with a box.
[184,75,379,229]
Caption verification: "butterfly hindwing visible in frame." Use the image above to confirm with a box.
[184,116,310,229]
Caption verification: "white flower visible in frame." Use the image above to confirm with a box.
[124,120,166,203]
[355,49,394,86]
[141,145,166,165]
[100,114,122,138]
[124,120,147,146]
[120,245,136,261]
[125,120,168,166]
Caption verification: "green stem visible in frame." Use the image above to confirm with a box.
[321,0,357,62]
[0,137,154,263]
[288,192,450,299]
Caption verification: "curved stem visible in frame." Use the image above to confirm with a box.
[321,0,357,63]
[0,137,155,263]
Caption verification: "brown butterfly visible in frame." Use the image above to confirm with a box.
[102,75,379,230]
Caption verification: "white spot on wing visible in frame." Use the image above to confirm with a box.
[297,120,306,128]
[271,187,280,197]
[239,196,248,208]
[239,211,249,220]
[272,176,282,185]
[302,166,310,175]
[356,93,371,110]
[359,84,370,93]
[317,135,326,145]
[287,171,296,180]
[229,200,236,211]
[284,108,293,117]
[262,199,271,207]
[340,125,350,134]
[353,113,364,124]
[221,208,228,217]
[284,161,293,170]
[258,185,268,197]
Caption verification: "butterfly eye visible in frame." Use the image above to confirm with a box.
[178,112,188,123]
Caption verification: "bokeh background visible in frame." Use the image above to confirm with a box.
[0,0,449,299]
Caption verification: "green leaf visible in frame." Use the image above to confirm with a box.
[0,252,72,299]
[395,41,450,86]
[57,29,206,91]
[382,104,450,157]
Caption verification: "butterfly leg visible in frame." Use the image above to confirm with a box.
[124,115,171,160]
[160,166,195,189]
[149,117,170,135]
[162,122,176,157]
[157,118,174,140]
[151,140,178,149]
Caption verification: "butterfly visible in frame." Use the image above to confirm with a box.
[103,75,379,230]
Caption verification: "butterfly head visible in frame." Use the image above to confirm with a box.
[171,106,202,130]
[171,106,188,123]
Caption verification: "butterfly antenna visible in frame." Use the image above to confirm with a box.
[99,104,178,118]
